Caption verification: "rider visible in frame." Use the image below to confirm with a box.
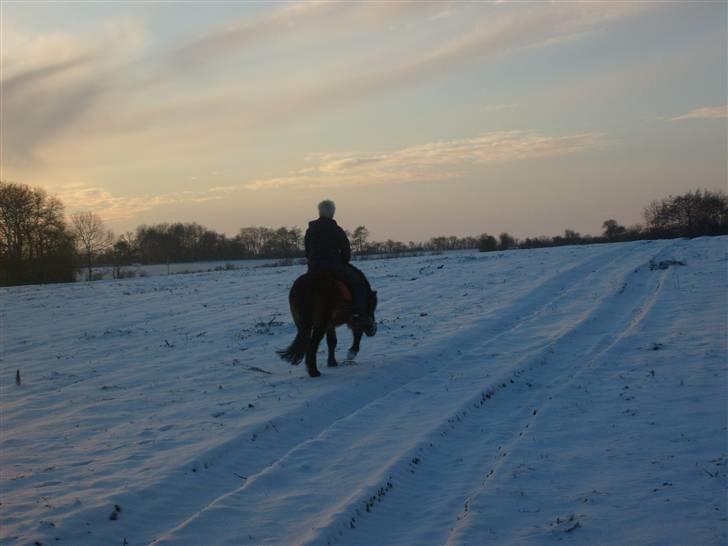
[304,200,370,329]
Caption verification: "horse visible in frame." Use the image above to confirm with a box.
[277,266,378,377]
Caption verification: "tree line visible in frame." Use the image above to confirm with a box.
[1,180,726,286]
[129,224,304,265]
[476,189,727,252]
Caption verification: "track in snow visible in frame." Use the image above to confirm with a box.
[148,240,675,545]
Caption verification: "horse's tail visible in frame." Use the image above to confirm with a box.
[277,331,309,365]
[277,277,311,366]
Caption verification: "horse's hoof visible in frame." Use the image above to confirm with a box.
[347,350,358,360]
[328,359,338,368]
[308,369,321,378]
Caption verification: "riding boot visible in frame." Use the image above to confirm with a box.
[326,263,371,329]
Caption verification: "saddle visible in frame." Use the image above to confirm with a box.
[336,280,353,302]
[304,269,356,302]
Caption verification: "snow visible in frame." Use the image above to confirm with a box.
[1,237,726,546]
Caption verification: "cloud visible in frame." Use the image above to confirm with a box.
[1,2,649,167]
[671,105,728,121]
[170,1,453,62]
[3,3,453,163]
[248,2,651,122]
[49,130,601,221]
[1,55,93,98]
[1,18,147,164]
[56,182,230,221]
[169,1,339,68]
[245,131,603,190]
[169,0,642,75]
[109,1,651,143]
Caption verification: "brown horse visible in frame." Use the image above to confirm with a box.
[277,267,378,377]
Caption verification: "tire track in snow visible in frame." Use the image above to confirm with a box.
[307,240,682,546]
[382,241,647,359]
[443,244,702,545]
[442,244,677,545]
[145,241,676,546]
[41,243,643,545]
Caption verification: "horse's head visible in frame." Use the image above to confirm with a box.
[365,289,378,337]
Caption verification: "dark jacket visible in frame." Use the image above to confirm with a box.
[305,217,351,269]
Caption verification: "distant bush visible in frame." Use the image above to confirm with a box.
[498,232,517,250]
[518,236,556,250]
[477,234,498,252]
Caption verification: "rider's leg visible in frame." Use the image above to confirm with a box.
[331,264,368,322]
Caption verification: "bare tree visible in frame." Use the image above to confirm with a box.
[602,219,626,241]
[71,211,114,281]
[351,226,370,254]
[0,181,76,285]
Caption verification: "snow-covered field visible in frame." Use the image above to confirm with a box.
[2,237,726,546]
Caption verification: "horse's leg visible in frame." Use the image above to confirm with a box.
[326,327,338,367]
[306,324,326,377]
[347,329,363,360]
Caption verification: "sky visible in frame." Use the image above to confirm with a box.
[1,1,726,241]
